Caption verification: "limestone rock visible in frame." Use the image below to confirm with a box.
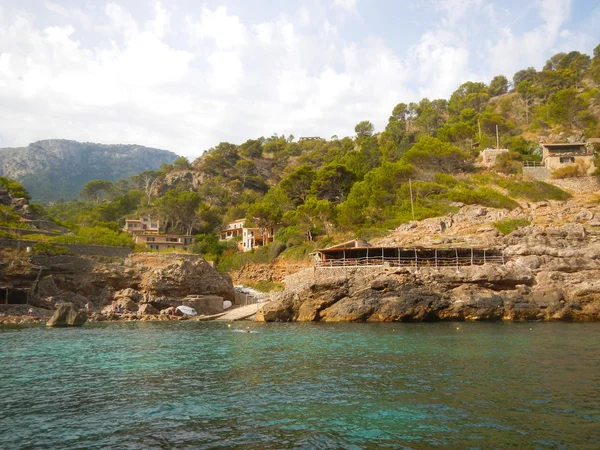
[47,303,88,327]
[115,297,138,312]
[138,303,159,315]
[114,288,143,302]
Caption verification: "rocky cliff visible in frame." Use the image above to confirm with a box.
[257,195,600,322]
[0,139,178,201]
[2,252,234,315]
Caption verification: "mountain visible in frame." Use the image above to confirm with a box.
[0,139,178,202]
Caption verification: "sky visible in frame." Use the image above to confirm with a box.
[0,0,599,158]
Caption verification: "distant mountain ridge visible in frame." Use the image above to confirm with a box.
[0,139,178,202]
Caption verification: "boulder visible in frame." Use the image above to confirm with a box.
[47,303,88,327]
[114,288,143,302]
[115,297,138,312]
[138,303,159,315]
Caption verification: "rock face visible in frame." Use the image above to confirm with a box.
[46,303,88,327]
[130,254,235,304]
[257,222,600,323]
[26,253,235,315]
[0,139,178,201]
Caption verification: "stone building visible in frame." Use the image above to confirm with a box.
[541,142,595,174]
[480,148,509,167]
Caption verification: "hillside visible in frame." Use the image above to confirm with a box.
[0,139,178,202]
[12,44,600,277]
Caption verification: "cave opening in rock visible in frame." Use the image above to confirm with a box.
[0,287,30,304]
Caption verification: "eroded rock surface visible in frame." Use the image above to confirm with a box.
[46,303,88,327]
[257,222,600,323]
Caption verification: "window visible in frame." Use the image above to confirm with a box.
[560,157,575,163]
[166,237,178,242]
[149,245,159,250]
[184,238,192,245]
[146,237,155,242]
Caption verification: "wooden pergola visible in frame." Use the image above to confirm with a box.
[313,246,505,269]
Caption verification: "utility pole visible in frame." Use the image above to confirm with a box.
[409,178,415,221]
[496,124,500,149]
[478,119,482,142]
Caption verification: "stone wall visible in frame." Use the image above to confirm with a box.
[523,167,551,181]
[0,226,61,237]
[0,238,132,257]
[547,176,600,194]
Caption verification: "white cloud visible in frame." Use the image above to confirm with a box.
[485,0,573,77]
[0,0,596,156]
[206,51,244,93]
[332,0,359,14]
[149,2,169,39]
[188,6,246,51]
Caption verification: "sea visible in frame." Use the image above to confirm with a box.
[1,321,599,449]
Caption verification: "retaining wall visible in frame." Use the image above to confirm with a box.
[0,238,132,258]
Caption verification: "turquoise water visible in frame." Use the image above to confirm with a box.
[1,322,599,449]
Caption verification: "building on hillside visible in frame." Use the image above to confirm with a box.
[132,233,193,251]
[219,219,280,252]
[298,137,324,142]
[123,216,160,234]
[219,219,245,241]
[541,142,596,174]
[480,148,509,168]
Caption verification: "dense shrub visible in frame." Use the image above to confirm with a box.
[247,280,284,292]
[551,165,584,179]
[0,177,31,200]
[493,219,531,235]
[498,180,571,201]
[51,226,134,247]
[0,205,26,228]
[440,186,519,210]
[32,242,72,256]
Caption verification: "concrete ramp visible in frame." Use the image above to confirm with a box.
[215,303,261,321]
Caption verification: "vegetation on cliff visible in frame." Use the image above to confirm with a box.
[3,46,600,269]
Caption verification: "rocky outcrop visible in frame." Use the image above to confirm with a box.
[129,253,234,303]
[3,252,234,318]
[46,303,88,327]
[257,222,600,323]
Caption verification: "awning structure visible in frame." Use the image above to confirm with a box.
[313,246,504,268]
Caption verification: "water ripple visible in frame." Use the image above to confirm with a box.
[1,321,600,449]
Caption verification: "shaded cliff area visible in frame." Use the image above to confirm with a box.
[0,252,234,322]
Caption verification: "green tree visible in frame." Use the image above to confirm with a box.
[239,138,264,158]
[279,165,316,206]
[234,159,258,188]
[590,44,600,83]
[401,136,472,173]
[489,75,509,96]
[513,67,536,87]
[0,177,31,200]
[448,82,488,117]
[414,98,447,135]
[79,180,113,203]
[312,164,356,203]
[173,156,191,170]
[540,88,593,128]
[156,190,202,234]
[354,120,375,139]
